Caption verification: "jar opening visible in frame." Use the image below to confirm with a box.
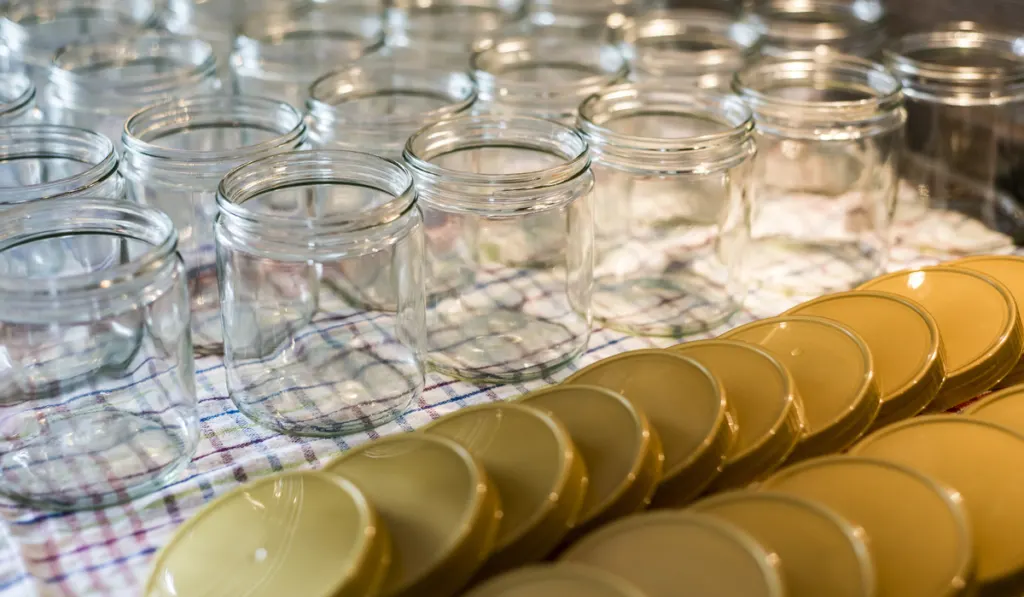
[388,0,524,41]
[0,125,118,205]
[472,36,627,92]
[749,0,883,43]
[623,9,760,74]
[3,0,156,63]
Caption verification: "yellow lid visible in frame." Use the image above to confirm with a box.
[561,511,784,597]
[692,491,875,597]
[720,315,881,460]
[325,434,502,597]
[786,290,945,426]
[463,564,647,597]
[965,383,1024,433]
[519,385,663,528]
[564,349,731,506]
[145,471,391,597]
[995,365,1024,391]
[858,266,1023,411]
[670,340,803,490]
[421,403,588,573]
[851,416,1024,591]
[760,455,975,597]
[951,255,1024,365]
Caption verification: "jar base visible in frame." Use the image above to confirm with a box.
[592,275,741,337]
[742,237,880,298]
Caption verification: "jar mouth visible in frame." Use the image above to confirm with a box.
[217,149,416,233]
[388,0,526,41]
[746,0,884,44]
[622,9,761,75]
[471,36,628,95]
[0,198,177,299]
[0,72,35,121]
[0,125,119,205]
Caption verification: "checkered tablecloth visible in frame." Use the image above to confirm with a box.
[0,193,1016,596]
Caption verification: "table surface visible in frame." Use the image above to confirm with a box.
[0,199,1013,597]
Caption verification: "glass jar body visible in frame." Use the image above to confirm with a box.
[0,72,39,124]
[215,150,425,437]
[0,199,199,510]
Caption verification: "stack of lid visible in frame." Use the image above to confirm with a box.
[144,255,1024,597]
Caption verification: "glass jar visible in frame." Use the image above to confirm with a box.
[527,0,642,43]
[742,0,885,58]
[387,0,526,60]
[886,23,1024,245]
[404,115,594,382]
[0,125,122,205]
[42,32,221,149]
[0,198,199,510]
[734,53,905,296]
[231,5,385,109]
[307,62,476,159]
[472,36,628,123]
[578,84,755,336]
[216,150,425,437]
[620,9,761,89]
[0,71,37,124]
[121,94,307,354]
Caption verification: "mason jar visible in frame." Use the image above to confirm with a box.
[0,198,199,510]
[886,23,1024,245]
[734,53,905,296]
[231,5,385,109]
[42,32,221,149]
[0,125,122,205]
[0,71,37,125]
[404,115,593,382]
[620,9,761,89]
[216,150,425,437]
[742,0,886,58]
[121,94,306,354]
[578,85,755,336]
[307,62,476,159]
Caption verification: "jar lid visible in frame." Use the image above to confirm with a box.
[692,491,875,597]
[422,402,588,572]
[952,255,1024,367]
[144,471,391,597]
[761,455,976,597]
[786,290,945,426]
[519,385,663,528]
[859,266,1023,410]
[463,564,647,597]
[564,349,731,506]
[561,511,784,597]
[851,416,1024,591]
[670,339,803,490]
[324,434,502,597]
[964,383,1024,432]
[720,315,880,459]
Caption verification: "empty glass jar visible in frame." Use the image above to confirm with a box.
[0,198,199,510]
[42,32,221,148]
[0,125,122,205]
[578,84,755,335]
[404,115,593,382]
[735,53,905,295]
[620,9,761,89]
[121,95,307,353]
[742,0,886,58]
[216,150,425,436]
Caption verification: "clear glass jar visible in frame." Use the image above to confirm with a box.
[578,84,755,335]
[231,5,385,109]
[742,0,886,58]
[42,32,221,149]
[387,0,526,59]
[216,150,425,437]
[734,53,905,296]
[0,125,122,205]
[0,198,199,510]
[620,9,761,89]
[404,115,594,382]
[0,71,37,125]
[886,23,1024,245]
[307,62,476,159]
[527,0,642,42]
[121,95,307,354]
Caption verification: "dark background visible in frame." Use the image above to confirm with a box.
[886,0,1017,33]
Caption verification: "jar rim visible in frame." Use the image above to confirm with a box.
[885,23,1024,90]
[0,72,35,121]
[471,36,628,93]
[745,0,884,44]
[622,8,762,73]
[0,125,119,205]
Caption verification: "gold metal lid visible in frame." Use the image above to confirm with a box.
[692,491,875,597]
[564,349,731,506]
[670,340,804,490]
[761,455,975,597]
[851,416,1024,592]
[519,385,663,528]
[325,434,502,597]
[561,511,785,597]
[145,471,391,597]
[858,266,1024,411]
[786,290,945,427]
[720,315,881,460]
[421,403,588,574]
[965,383,1024,433]
[952,255,1024,359]
[462,564,647,597]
